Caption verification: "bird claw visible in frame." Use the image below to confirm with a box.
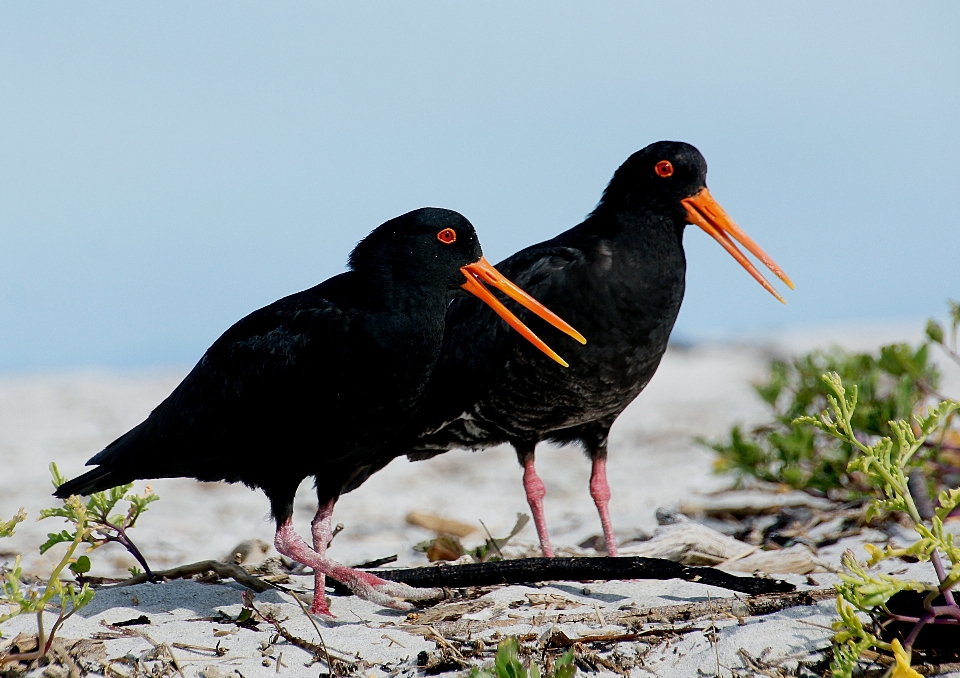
[308,598,338,620]
[274,520,441,611]
[343,570,442,609]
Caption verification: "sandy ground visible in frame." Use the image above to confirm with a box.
[2,323,958,676]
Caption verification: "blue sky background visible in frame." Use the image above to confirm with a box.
[1,3,958,371]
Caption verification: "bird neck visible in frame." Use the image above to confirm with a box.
[346,261,451,312]
[582,203,687,256]
[559,206,688,338]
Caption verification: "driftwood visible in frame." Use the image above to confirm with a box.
[108,560,275,593]
[620,508,827,574]
[608,587,835,625]
[366,556,795,595]
[107,555,793,600]
[678,490,835,518]
[619,520,756,563]
[404,588,836,639]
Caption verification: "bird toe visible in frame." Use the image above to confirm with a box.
[344,571,442,607]
[377,582,443,601]
[308,599,337,620]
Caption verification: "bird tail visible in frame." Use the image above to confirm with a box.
[53,466,136,499]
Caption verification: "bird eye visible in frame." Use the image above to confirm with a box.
[655,160,674,177]
[436,228,457,244]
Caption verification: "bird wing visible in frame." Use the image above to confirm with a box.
[87,277,357,476]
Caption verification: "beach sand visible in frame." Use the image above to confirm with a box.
[2,324,957,676]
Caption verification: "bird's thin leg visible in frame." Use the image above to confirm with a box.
[516,443,554,558]
[274,518,441,618]
[309,498,336,616]
[589,453,618,557]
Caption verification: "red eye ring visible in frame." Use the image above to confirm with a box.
[655,160,674,177]
[437,228,457,244]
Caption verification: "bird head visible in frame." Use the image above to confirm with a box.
[350,208,585,366]
[602,141,794,303]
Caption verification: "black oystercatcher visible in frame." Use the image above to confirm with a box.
[54,208,583,616]
[396,142,793,557]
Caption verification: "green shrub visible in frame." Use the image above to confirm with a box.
[706,317,959,498]
[796,373,960,677]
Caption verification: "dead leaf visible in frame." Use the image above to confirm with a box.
[406,511,478,537]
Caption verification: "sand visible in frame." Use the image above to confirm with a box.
[2,324,958,676]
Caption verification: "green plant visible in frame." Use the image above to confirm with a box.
[1,464,159,667]
[44,462,158,578]
[795,373,960,677]
[0,497,95,666]
[468,637,575,678]
[0,510,26,540]
[706,332,958,498]
[925,300,960,369]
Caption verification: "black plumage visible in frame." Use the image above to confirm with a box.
[390,142,793,556]
[54,207,581,616]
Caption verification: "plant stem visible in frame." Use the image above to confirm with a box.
[906,469,959,610]
[98,521,154,579]
[927,605,960,621]
[903,611,935,652]
[0,611,46,667]
[930,551,958,608]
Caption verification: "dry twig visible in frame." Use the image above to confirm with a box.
[107,559,275,592]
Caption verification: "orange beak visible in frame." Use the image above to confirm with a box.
[461,257,586,367]
[681,188,794,303]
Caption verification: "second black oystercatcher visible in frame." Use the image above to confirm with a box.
[391,142,793,557]
[54,207,583,616]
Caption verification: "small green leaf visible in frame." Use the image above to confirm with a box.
[0,508,27,538]
[70,555,91,574]
[39,530,75,554]
[925,319,945,345]
[49,462,67,489]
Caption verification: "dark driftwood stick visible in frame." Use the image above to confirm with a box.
[349,557,794,596]
[106,556,794,598]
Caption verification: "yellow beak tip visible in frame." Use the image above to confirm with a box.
[557,358,570,368]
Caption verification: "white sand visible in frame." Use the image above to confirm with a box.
[2,324,958,676]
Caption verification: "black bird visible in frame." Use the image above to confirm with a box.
[393,142,793,557]
[54,208,583,616]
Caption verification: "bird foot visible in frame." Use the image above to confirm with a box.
[275,520,441,611]
[335,568,443,610]
[308,596,337,620]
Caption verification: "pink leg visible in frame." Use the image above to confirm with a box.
[309,499,336,616]
[589,457,618,556]
[274,518,441,618]
[522,458,555,558]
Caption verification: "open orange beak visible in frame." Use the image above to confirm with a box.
[461,257,586,367]
[681,188,794,303]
